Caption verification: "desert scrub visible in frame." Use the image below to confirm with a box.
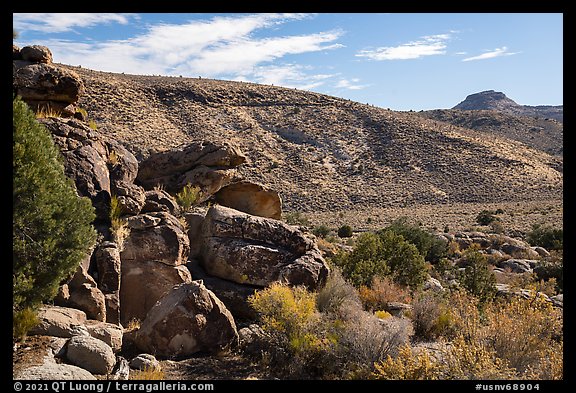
[110,195,130,250]
[372,344,440,380]
[332,230,427,289]
[358,276,412,313]
[457,249,496,304]
[13,307,39,342]
[248,283,338,378]
[383,217,447,263]
[337,224,353,238]
[526,223,563,250]
[130,365,165,380]
[283,211,310,226]
[175,183,201,213]
[411,293,456,341]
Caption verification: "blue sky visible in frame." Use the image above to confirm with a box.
[13,13,563,111]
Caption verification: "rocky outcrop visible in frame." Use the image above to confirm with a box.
[14,56,84,116]
[121,212,190,266]
[134,281,238,357]
[66,335,116,375]
[214,181,282,219]
[135,141,246,198]
[20,45,53,64]
[38,118,112,220]
[187,259,258,321]
[119,212,192,324]
[200,205,329,289]
[94,241,122,324]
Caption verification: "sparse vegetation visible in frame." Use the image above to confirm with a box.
[457,249,497,304]
[526,223,563,250]
[175,183,201,213]
[337,224,353,238]
[283,211,310,226]
[331,230,427,289]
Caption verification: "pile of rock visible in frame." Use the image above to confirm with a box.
[13,45,84,117]
[13,44,330,379]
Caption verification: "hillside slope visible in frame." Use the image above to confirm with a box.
[418,109,563,158]
[66,66,562,213]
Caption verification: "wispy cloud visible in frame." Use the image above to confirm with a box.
[462,46,520,62]
[13,13,136,33]
[356,33,452,60]
[14,13,343,90]
[335,78,369,90]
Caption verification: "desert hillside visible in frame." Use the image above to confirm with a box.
[65,66,562,217]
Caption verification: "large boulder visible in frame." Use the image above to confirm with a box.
[214,181,282,220]
[134,281,238,358]
[14,62,84,104]
[111,180,146,215]
[135,141,246,196]
[187,259,258,321]
[121,212,190,267]
[200,205,329,290]
[120,260,192,326]
[29,306,88,338]
[15,364,96,380]
[20,45,53,63]
[66,335,116,375]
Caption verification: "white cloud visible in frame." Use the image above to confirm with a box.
[15,13,344,89]
[13,13,135,33]
[462,46,520,62]
[247,64,336,90]
[335,78,369,90]
[356,33,451,60]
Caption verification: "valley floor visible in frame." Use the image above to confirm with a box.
[305,198,563,235]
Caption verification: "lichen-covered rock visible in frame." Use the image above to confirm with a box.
[14,63,84,104]
[134,281,238,358]
[136,141,246,196]
[200,205,329,290]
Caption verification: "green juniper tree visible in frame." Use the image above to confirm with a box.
[13,97,97,328]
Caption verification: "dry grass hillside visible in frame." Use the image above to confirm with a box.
[418,109,563,158]
[64,65,563,232]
